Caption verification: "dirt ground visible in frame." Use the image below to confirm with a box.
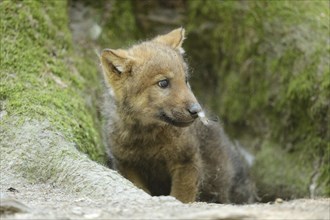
[1,180,329,220]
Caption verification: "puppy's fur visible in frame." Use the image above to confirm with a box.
[101,28,255,203]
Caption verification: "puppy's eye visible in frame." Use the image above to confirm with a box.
[158,79,169,88]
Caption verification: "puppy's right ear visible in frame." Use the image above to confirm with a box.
[100,49,133,83]
[153,28,185,54]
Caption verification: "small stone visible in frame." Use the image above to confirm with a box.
[275,198,284,204]
[71,206,83,215]
[0,195,31,214]
[84,210,101,219]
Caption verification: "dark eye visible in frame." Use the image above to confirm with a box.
[158,79,169,88]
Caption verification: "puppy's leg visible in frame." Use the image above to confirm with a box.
[170,163,200,203]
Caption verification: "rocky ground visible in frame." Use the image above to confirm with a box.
[1,179,329,220]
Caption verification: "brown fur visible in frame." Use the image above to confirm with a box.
[100,28,255,203]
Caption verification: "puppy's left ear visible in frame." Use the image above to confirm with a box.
[100,48,135,87]
[101,49,129,75]
[153,27,185,54]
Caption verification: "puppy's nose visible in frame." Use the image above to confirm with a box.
[187,103,202,116]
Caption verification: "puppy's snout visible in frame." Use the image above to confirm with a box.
[187,103,202,116]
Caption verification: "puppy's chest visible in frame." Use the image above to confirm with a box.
[115,139,174,164]
[111,126,197,165]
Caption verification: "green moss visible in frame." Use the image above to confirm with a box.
[186,0,330,198]
[98,0,139,48]
[0,1,106,164]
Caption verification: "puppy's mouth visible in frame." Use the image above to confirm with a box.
[159,112,195,127]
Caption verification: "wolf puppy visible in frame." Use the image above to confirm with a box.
[101,28,254,203]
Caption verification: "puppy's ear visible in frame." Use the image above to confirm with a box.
[100,49,134,84]
[152,27,185,54]
[101,49,129,75]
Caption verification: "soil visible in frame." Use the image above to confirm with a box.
[1,180,329,220]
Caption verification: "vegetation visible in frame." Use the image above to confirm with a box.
[0,1,105,163]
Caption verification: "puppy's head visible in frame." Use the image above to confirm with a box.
[101,28,202,127]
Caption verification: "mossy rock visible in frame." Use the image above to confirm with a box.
[0,1,105,163]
